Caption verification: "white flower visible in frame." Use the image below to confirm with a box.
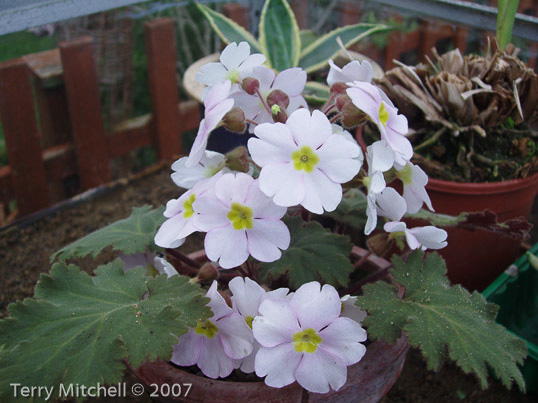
[193,172,290,269]
[327,59,373,87]
[252,281,367,393]
[154,174,221,248]
[347,81,412,166]
[396,162,434,214]
[384,221,448,251]
[340,295,367,325]
[375,187,407,222]
[363,141,395,235]
[171,281,253,379]
[171,150,228,189]
[228,277,289,373]
[186,80,234,168]
[249,109,362,214]
[233,66,307,131]
[196,42,266,88]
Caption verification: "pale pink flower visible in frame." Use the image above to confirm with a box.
[171,281,253,379]
[119,250,178,278]
[347,81,412,166]
[396,161,434,214]
[249,109,362,214]
[154,174,221,248]
[193,172,290,269]
[327,59,373,87]
[186,80,234,168]
[228,277,289,373]
[340,295,367,325]
[196,42,266,87]
[171,150,228,189]
[384,221,448,251]
[252,282,367,393]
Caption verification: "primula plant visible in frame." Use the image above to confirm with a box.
[0,0,530,401]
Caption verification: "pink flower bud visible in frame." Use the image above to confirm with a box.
[242,77,260,95]
[223,107,247,133]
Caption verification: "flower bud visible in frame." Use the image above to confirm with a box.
[242,77,260,95]
[197,262,219,283]
[330,82,348,95]
[222,107,246,133]
[225,146,250,173]
[266,89,290,109]
[341,102,367,128]
[335,94,351,110]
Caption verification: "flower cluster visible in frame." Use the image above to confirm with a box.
[173,279,367,393]
[155,41,448,393]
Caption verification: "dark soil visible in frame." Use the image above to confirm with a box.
[0,164,536,402]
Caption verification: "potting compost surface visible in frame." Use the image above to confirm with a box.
[0,166,536,403]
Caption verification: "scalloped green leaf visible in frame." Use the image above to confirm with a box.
[0,260,211,402]
[51,205,165,262]
[259,216,353,289]
[196,3,261,53]
[259,0,301,71]
[299,23,390,73]
[303,81,330,105]
[357,251,527,392]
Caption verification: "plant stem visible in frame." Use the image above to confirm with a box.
[321,92,336,113]
[414,127,445,151]
[255,88,273,116]
[330,112,343,124]
[166,248,202,269]
[246,118,259,126]
[353,250,372,270]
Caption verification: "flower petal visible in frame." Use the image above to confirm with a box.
[287,109,332,149]
[197,336,237,378]
[205,225,249,269]
[302,169,342,214]
[255,343,300,387]
[294,349,347,393]
[316,134,362,183]
[171,330,202,366]
[258,163,306,207]
[220,42,250,70]
[247,219,290,262]
[253,299,300,347]
[318,317,367,366]
[218,313,254,359]
[290,282,341,330]
[272,68,307,96]
[154,214,187,248]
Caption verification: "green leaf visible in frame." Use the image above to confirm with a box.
[303,81,330,105]
[327,188,367,230]
[300,29,318,50]
[0,260,211,402]
[357,251,527,392]
[196,3,261,53]
[259,216,353,289]
[51,205,166,262]
[259,0,301,71]
[299,23,390,73]
[496,0,518,51]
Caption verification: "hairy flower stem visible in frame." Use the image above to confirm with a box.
[330,112,343,124]
[353,250,372,269]
[246,118,259,126]
[323,103,338,116]
[166,248,202,269]
[321,93,336,113]
[255,88,273,116]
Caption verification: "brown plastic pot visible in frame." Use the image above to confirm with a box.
[133,248,409,403]
[425,173,538,291]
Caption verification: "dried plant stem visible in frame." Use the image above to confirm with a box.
[414,127,445,151]
[166,248,202,269]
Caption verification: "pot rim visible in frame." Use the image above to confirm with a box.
[427,171,538,196]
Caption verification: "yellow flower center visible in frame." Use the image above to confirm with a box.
[226,69,240,83]
[245,316,254,329]
[194,319,219,339]
[397,163,413,185]
[293,328,322,353]
[227,202,253,230]
[378,103,389,127]
[291,146,320,173]
[183,193,196,219]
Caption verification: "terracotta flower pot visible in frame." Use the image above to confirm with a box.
[425,173,538,291]
[133,248,409,403]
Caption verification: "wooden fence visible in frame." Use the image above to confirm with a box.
[0,18,200,219]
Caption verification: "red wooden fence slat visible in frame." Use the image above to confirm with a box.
[59,36,110,190]
[145,18,182,160]
[0,59,50,215]
[223,3,249,30]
